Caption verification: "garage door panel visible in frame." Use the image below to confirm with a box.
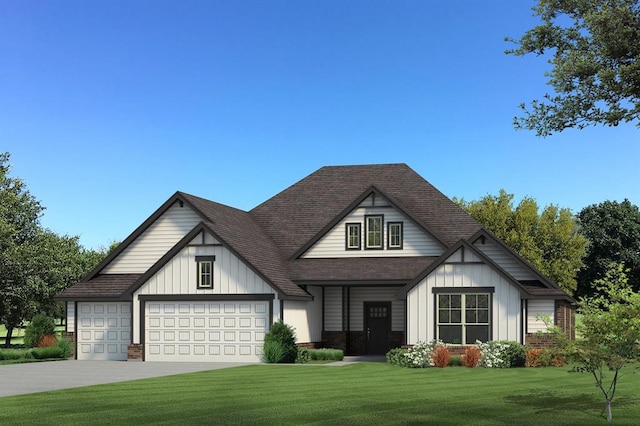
[77,302,131,361]
[145,300,269,362]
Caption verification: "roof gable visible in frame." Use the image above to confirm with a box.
[250,164,482,259]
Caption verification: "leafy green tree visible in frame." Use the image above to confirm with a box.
[506,0,640,136]
[571,263,640,422]
[576,199,640,298]
[456,190,587,294]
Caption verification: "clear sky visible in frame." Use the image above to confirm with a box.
[2,1,638,250]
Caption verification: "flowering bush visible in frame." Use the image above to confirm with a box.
[403,340,446,368]
[477,341,525,368]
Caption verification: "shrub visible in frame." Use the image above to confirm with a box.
[386,348,410,367]
[432,346,450,368]
[260,340,287,363]
[525,349,542,367]
[295,347,310,364]
[404,340,445,368]
[31,346,63,360]
[448,355,463,367]
[263,322,297,363]
[477,341,526,368]
[0,349,33,361]
[38,334,58,348]
[24,315,56,348]
[308,348,343,361]
[462,346,481,367]
[55,338,73,358]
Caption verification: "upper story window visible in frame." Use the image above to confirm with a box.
[345,223,361,250]
[387,222,403,249]
[365,215,383,249]
[195,256,215,289]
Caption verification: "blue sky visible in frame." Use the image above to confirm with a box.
[2,1,638,250]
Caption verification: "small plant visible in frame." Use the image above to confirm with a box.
[30,346,63,360]
[386,348,410,367]
[24,315,56,348]
[295,347,310,364]
[260,340,287,363]
[462,346,481,367]
[477,340,525,368]
[38,334,58,348]
[448,355,463,367]
[404,340,446,368]
[263,322,297,363]
[525,348,542,367]
[308,348,343,361]
[55,338,72,358]
[432,346,450,368]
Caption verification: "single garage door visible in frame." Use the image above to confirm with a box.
[145,301,270,362]
[77,302,131,360]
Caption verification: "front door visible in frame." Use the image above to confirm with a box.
[364,302,391,355]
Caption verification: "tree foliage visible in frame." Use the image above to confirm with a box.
[576,199,640,298]
[0,152,106,347]
[571,263,640,422]
[506,0,640,136]
[456,190,587,294]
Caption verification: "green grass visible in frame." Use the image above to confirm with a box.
[1,363,639,424]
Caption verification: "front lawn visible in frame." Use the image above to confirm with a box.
[1,363,639,424]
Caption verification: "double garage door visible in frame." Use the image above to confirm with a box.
[77,302,131,361]
[145,301,270,362]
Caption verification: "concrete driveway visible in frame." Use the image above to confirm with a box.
[0,360,250,398]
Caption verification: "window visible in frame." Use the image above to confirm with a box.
[345,223,361,250]
[195,256,215,289]
[365,215,383,249]
[436,293,490,344]
[387,222,403,249]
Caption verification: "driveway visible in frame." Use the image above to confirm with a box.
[0,360,250,398]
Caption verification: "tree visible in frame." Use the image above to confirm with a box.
[576,199,640,298]
[456,190,587,294]
[0,152,107,346]
[570,263,640,422]
[506,0,640,136]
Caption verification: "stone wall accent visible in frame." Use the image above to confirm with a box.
[127,344,144,361]
[525,333,558,348]
[62,332,76,359]
[296,342,321,349]
[556,300,576,340]
[322,331,347,352]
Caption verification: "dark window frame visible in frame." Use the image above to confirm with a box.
[434,289,493,344]
[364,214,384,250]
[387,221,403,249]
[195,255,216,289]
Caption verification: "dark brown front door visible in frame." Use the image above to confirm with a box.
[364,302,391,355]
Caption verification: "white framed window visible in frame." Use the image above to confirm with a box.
[345,223,361,250]
[435,291,491,344]
[195,256,215,289]
[387,222,403,249]
[365,215,383,249]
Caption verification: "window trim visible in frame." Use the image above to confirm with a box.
[195,255,216,289]
[434,290,493,344]
[364,215,384,249]
[345,223,361,250]
[387,221,403,250]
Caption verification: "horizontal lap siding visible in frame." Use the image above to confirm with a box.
[324,287,343,331]
[473,239,535,281]
[349,287,405,332]
[302,207,443,258]
[407,263,521,344]
[66,302,75,332]
[527,300,555,333]
[103,203,202,274]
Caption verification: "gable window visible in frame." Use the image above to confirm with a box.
[195,256,215,289]
[345,223,361,250]
[365,215,383,249]
[435,290,492,344]
[387,222,403,249]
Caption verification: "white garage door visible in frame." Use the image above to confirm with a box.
[77,302,131,361]
[145,301,270,362]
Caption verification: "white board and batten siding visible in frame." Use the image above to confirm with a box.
[527,299,555,333]
[283,286,323,343]
[102,202,202,274]
[76,302,131,361]
[407,260,522,345]
[130,232,289,362]
[302,196,444,258]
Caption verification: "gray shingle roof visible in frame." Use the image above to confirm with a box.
[289,257,439,282]
[56,274,142,300]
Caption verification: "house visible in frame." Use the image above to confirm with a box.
[56,164,574,362]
